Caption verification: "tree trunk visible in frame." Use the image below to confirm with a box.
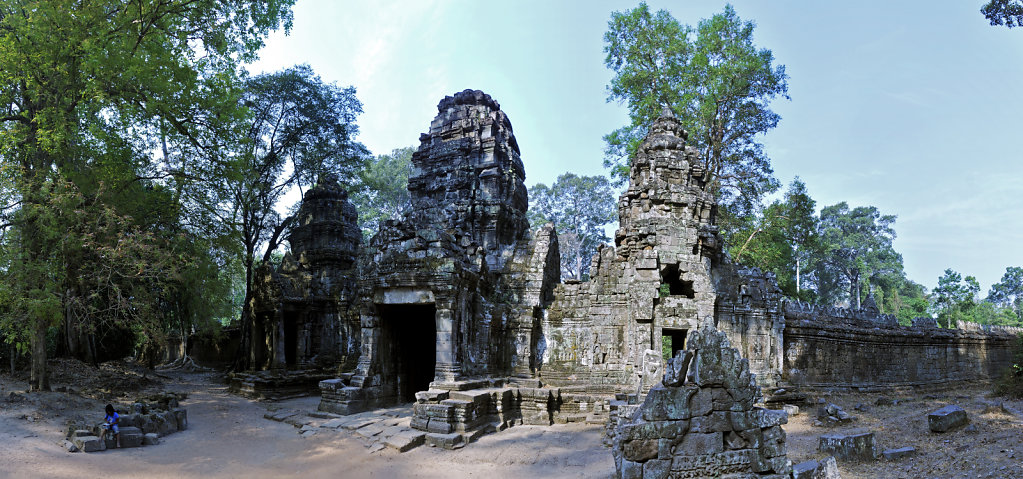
[29,319,49,391]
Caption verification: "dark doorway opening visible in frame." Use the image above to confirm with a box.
[661,264,695,298]
[283,312,298,367]
[377,303,437,402]
[661,328,688,363]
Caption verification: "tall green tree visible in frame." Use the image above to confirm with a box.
[818,202,902,309]
[933,269,981,328]
[731,178,820,300]
[982,0,1023,27]
[229,65,366,371]
[352,146,414,239]
[988,266,1023,320]
[0,0,295,390]
[528,173,616,280]
[603,3,788,242]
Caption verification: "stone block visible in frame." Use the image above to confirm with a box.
[172,408,188,430]
[642,385,695,421]
[426,418,453,434]
[384,430,426,452]
[119,427,144,448]
[425,432,464,449]
[642,458,670,478]
[415,389,449,403]
[620,459,643,479]
[623,439,659,462]
[689,412,730,433]
[882,446,916,460]
[819,431,877,460]
[143,433,160,446]
[677,432,723,455]
[928,405,968,432]
[410,416,429,431]
[791,456,840,479]
[688,388,713,417]
[73,435,105,452]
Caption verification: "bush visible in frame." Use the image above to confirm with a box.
[994,334,1023,398]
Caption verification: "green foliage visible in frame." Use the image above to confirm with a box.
[933,269,980,327]
[603,2,787,242]
[0,0,295,383]
[528,173,617,280]
[988,266,1023,320]
[352,146,414,239]
[816,202,903,308]
[982,0,1023,27]
[730,178,821,301]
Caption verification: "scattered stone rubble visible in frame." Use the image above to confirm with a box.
[928,404,969,432]
[818,432,878,461]
[65,393,187,453]
[611,329,791,478]
[791,456,840,479]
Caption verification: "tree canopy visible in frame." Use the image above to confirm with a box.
[603,2,788,241]
[528,173,617,280]
[982,0,1023,27]
[0,0,296,389]
[352,146,414,239]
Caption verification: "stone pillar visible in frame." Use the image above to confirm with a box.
[434,307,460,382]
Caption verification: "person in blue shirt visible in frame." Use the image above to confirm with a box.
[101,403,119,448]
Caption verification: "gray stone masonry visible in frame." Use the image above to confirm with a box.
[818,432,878,461]
[928,405,969,432]
[792,456,840,479]
[611,329,791,478]
[249,173,362,373]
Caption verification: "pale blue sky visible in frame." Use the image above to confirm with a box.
[250,0,1023,294]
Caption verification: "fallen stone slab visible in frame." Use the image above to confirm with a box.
[882,446,916,460]
[929,405,968,432]
[819,432,878,460]
[143,433,160,446]
[355,423,387,439]
[321,418,347,429]
[792,456,840,479]
[265,409,301,422]
[342,417,382,431]
[63,439,79,453]
[384,430,426,452]
[73,435,105,453]
[425,432,464,449]
[784,404,800,417]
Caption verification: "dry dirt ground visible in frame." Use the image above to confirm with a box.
[1,360,1021,479]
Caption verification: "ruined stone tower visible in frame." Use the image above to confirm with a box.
[319,90,559,414]
[249,174,361,371]
[539,109,721,393]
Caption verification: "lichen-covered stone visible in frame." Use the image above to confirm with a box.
[250,173,362,374]
[928,405,968,432]
[611,329,790,478]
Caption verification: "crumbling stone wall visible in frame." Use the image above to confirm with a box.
[611,329,791,478]
[538,109,786,395]
[783,302,1021,388]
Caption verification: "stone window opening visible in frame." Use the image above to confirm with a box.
[661,328,688,363]
[660,264,695,298]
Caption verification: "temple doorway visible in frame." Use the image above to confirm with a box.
[377,303,437,402]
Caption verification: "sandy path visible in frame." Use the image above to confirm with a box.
[0,372,615,479]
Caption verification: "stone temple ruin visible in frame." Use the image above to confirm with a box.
[241,89,1022,451]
